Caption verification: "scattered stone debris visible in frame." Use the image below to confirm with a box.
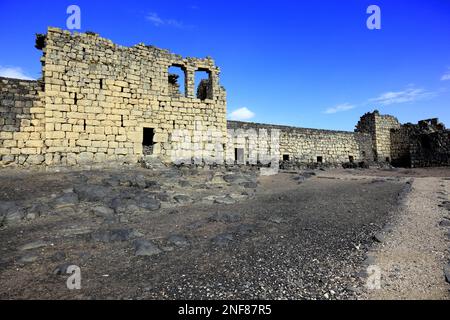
[53,263,76,275]
[19,240,48,251]
[91,229,139,243]
[18,253,39,264]
[214,196,236,205]
[234,224,256,236]
[173,195,192,204]
[211,233,234,247]
[439,219,450,227]
[91,206,114,217]
[167,235,190,247]
[372,233,385,243]
[444,264,450,284]
[208,212,242,223]
[0,165,447,300]
[268,216,283,224]
[133,239,162,257]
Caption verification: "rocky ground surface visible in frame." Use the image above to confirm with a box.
[0,165,448,299]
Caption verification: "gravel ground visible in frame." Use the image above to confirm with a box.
[0,166,446,300]
[361,177,450,300]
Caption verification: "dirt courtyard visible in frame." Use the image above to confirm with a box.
[0,166,449,300]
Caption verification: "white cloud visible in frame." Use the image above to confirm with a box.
[146,12,186,28]
[441,68,450,81]
[228,107,255,121]
[324,103,356,114]
[369,87,436,106]
[0,66,34,80]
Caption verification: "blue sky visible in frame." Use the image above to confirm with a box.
[0,0,449,131]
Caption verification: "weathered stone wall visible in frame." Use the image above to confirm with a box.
[388,118,450,168]
[39,27,227,166]
[410,130,450,167]
[390,126,412,167]
[398,119,450,168]
[375,113,402,162]
[356,110,401,162]
[226,122,279,165]
[227,121,373,165]
[0,77,46,166]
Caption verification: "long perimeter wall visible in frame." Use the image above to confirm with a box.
[227,121,373,165]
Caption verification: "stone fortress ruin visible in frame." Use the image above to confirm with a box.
[0,27,449,168]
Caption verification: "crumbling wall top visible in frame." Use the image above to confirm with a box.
[39,27,220,73]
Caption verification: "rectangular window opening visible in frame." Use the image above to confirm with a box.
[168,65,187,97]
[195,69,212,100]
[283,154,290,161]
[349,155,354,163]
[317,156,323,163]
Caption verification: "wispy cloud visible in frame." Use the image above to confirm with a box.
[325,84,440,116]
[441,68,450,81]
[323,103,356,114]
[369,86,436,106]
[0,66,34,80]
[228,107,255,121]
[146,12,189,28]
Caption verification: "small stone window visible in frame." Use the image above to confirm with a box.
[143,128,155,155]
[349,155,354,163]
[385,157,390,163]
[317,156,323,163]
[283,154,290,161]
[168,65,187,97]
[195,69,212,100]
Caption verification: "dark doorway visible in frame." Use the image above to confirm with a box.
[283,154,290,161]
[235,148,244,163]
[349,155,354,163]
[317,156,323,163]
[420,135,432,150]
[143,128,155,155]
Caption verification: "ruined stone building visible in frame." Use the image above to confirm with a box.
[356,111,450,167]
[0,28,449,168]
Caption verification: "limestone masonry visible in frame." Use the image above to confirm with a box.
[0,28,449,168]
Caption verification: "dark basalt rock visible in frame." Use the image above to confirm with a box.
[134,239,162,257]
